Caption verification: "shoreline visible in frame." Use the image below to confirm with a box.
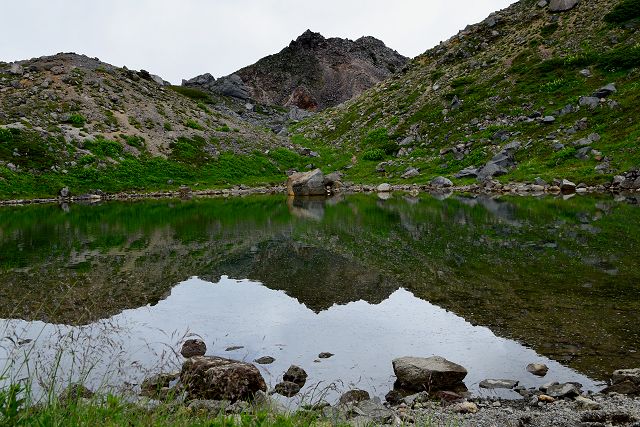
[1,181,639,207]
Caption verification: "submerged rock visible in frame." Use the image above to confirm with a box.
[479,379,519,389]
[546,382,581,398]
[181,339,206,358]
[181,356,267,402]
[392,356,467,392]
[254,356,276,365]
[527,363,549,377]
[318,352,334,359]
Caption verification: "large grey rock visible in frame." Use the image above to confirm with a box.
[548,0,579,12]
[604,368,640,395]
[455,167,478,179]
[214,74,251,100]
[181,356,267,402]
[546,382,581,398]
[287,169,326,196]
[593,83,617,99]
[8,63,24,75]
[401,168,420,179]
[579,96,600,109]
[392,356,467,391]
[431,176,453,188]
[477,162,508,181]
[377,183,392,193]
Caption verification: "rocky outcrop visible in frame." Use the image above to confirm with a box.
[185,30,408,111]
[181,356,267,402]
[392,356,468,392]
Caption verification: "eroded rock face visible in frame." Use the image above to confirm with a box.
[392,356,468,392]
[287,169,327,196]
[181,356,267,402]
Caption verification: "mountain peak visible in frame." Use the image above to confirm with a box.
[292,29,326,49]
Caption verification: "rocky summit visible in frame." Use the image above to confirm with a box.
[184,30,408,111]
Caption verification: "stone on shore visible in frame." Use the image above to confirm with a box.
[273,381,301,397]
[181,339,207,358]
[287,169,326,196]
[181,356,267,402]
[604,368,640,395]
[392,356,467,392]
[546,382,581,399]
[283,365,308,386]
[338,389,370,405]
[377,183,392,193]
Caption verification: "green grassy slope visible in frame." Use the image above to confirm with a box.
[293,0,640,186]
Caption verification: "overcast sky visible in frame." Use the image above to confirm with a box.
[1,0,515,84]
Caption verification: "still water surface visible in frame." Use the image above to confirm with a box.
[1,193,638,401]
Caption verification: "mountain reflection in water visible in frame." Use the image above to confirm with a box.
[0,277,602,401]
[0,193,638,386]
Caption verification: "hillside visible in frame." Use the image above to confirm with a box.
[183,30,408,111]
[0,53,316,199]
[293,0,640,188]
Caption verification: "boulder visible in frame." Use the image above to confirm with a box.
[593,83,617,99]
[401,168,420,179]
[377,183,392,193]
[181,356,267,402]
[548,0,579,12]
[526,363,549,377]
[181,339,206,358]
[603,368,640,395]
[579,96,600,109]
[546,383,581,398]
[392,356,467,392]
[338,389,370,405]
[273,381,301,397]
[283,365,307,386]
[431,176,453,188]
[560,179,576,194]
[59,187,70,198]
[287,169,326,196]
[8,63,24,75]
[449,401,478,414]
[542,115,556,124]
[455,167,478,179]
